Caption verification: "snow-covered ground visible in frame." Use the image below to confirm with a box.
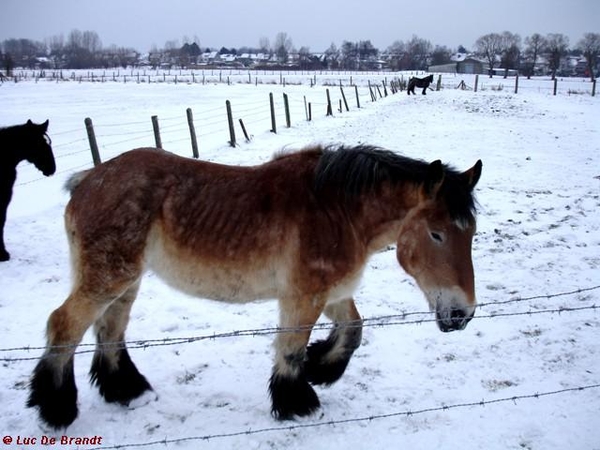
[1,74,599,449]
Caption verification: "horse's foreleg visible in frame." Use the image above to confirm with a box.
[90,281,153,406]
[0,181,14,261]
[305,298,363,385]
[27,291,109,429]
[0,207,9,261]
[269,296,324,419]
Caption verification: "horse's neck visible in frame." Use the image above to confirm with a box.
[355,183,420,253]
[0,130,26,166]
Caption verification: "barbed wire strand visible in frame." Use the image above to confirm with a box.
[84,383,600,450]
[1,286,597,363]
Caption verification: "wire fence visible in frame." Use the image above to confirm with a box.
[2,285,598,362]
[13,81,391,188]
[83,383,600,450]
[11,69,596,189]
[4,283,598,448]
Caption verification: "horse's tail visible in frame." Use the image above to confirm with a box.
[64,170,92,195]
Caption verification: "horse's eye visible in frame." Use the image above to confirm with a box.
[430,231,444,243]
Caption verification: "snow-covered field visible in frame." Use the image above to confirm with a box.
[1,74,599,449]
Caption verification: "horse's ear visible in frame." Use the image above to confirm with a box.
[26,119,33,126]
[41,120,49,132]
[425,160,445,198]
[462,160,482,191]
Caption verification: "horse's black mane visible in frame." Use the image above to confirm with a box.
[0,123,46,145]
[314,144,477,225]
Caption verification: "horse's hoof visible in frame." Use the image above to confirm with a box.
[269,373,320,419]
[0,250,10,261]
[28,359,78,429]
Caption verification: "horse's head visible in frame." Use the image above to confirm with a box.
[396,159,482,332]
[24,120,56,176]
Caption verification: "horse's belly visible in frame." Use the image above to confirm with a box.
[146,244,284,303]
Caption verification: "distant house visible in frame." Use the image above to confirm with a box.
[457,57,486,74]
[429,53,487,74]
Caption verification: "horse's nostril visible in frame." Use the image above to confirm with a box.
[436,307,473,332]
[451,308,466,320]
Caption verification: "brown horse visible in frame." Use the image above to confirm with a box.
[28,144,482,428]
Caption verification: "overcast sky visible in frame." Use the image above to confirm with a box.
[1,0,597,52]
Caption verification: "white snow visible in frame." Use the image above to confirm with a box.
[1,73,599,450]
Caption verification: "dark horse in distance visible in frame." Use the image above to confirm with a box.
[28,145,482,428]
[407,74,435,95]
[0,120,56,261]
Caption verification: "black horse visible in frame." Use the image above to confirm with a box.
[407,74,435,95]
[0,120,55,261]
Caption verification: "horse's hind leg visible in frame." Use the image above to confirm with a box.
[90,280,153,406]
[27,289,115,428]
[305,298,363,385]
[269,295,325,419]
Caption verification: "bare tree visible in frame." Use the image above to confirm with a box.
[357,40,379,69]
[545,33,569,79]
[258,37,270,56]
[405,35,432,70]
[523,33,546,78]
[273,32,293,63]
[499,31,521,78]
[430,45,452,66]
[340,41,358,70]
[298,46,311,69]
[65,29,102,68]
[82,30,102,53]
[324,42,339,69]
[386,40,406,71]
[475,33,503,77]
[577,32,600,81]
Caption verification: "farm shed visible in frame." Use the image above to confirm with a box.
[429,57,487,75]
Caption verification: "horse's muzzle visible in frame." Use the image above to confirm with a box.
[435,307,474,332]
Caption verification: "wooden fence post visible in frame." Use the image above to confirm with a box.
[340,86,349,112]
[269,93,277,133]
[474,74,479,93]
[326,89,333,116]
[283,93,291,128]
[226,100,236,147]
[355,85,361,108]
[84,117,101,166]
[368,81,375,101]
[436,75,442,91]
[151,115,162,149]
[304,96,309,121]
[553,78,558,96]
[514,74,519,94]
[592,79,596,97]
[186,108,199,158]
[239,119,251,142]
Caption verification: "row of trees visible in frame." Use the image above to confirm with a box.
[1,30,138,74]
[1,29,599,79]
[475,31,600,79]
